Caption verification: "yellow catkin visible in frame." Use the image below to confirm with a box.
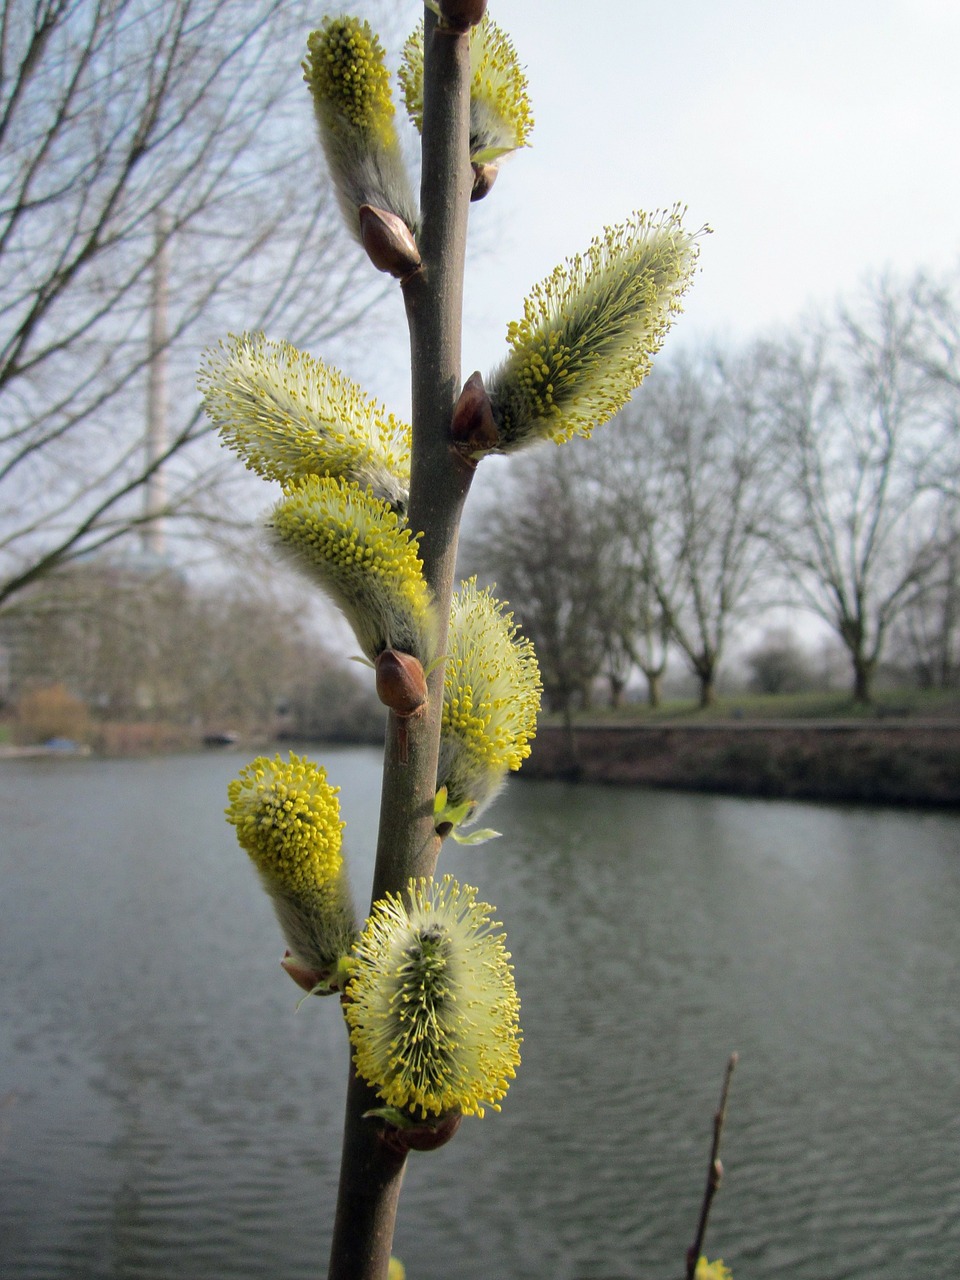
[345,876,522,1119]
[302,16,418,239]
[226,752,344,896]
[226,753,357,981]
[438,579,541,818]
[304,17,396,147]
[198,333,410,508]
[488,208,706,450]
[272,476,435,662]
[399,15,533,160]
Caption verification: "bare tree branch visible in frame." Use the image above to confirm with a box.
[617,350,780,707]
[0,0,390,608]
[768,273,955,701]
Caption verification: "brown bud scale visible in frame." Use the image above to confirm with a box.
[437,0,487,31]
[280,950,331,993]
[450,370,499,455]
[378,1110,463,1154]
[359,205,422,281]
[375,648,428,718]
[470,163,499,202]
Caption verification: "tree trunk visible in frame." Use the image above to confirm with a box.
[607,674,626,709]
[698,673,716,708]
[645,670,662,707]
[852,654,874,704]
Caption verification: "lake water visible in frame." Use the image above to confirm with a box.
[1,748,958,1280]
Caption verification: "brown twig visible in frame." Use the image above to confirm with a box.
[684,1051,738,1280]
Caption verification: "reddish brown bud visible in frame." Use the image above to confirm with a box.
[359,205,422,281]
[450,371,499,455]
[375,648,428,718]
[280,950,329,993]
[437,0,487,31]
[470,162,499,202]
[378,1110,463,1154]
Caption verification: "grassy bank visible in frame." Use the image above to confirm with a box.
[526,691,960,807]
[548,687,960,726]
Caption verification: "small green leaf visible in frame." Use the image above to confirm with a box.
[423,652,447,678]
[363,1105,414,1129]
[434,790,480,833]
[451,827,501,845]
[471,144,514,165]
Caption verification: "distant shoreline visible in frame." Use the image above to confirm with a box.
[0,742,92,759]
[522,720,960,808]
[4,718,959,809]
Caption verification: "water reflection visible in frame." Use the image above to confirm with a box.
[1,752,958,1278]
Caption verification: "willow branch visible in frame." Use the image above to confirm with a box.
[325,12,474,1280]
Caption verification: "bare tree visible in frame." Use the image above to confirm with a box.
[888,517,960,689]
[467,451,608,716]
[469,453,672,714]
[1,556,382,734]
[466,348,777,713]
[595,561,671,709]
[767,275,951,703]
[909,268,960,503]
[572,429,671,708]
[555,432,673,708]
[613,349,779,707]
[0,0,385,608]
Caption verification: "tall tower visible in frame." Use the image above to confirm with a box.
[142,213,170,559]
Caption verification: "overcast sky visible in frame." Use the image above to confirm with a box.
[348,0,960,410]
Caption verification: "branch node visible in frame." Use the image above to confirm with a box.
[359,205,423,280]
[450,371,499,456]
[435,1,487,34]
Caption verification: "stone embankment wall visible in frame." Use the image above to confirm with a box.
[522,721,960,807]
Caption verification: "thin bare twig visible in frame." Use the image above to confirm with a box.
[685,1051,738,1280]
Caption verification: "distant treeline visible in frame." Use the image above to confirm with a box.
[0,559,383,747]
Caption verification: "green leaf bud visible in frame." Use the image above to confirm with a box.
[695,1260,733,1280]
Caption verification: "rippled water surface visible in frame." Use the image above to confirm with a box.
[1,749,958,1279]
